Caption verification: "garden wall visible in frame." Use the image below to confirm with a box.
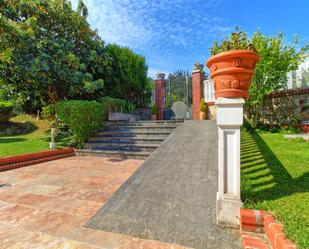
[260,88,309,127]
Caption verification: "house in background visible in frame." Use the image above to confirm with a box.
[286,54,309,89]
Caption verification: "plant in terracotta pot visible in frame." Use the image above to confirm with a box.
[200,99,207,120]
[206,30,260,99]
[151,104,158,120]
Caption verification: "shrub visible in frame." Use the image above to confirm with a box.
[200,99,207,112]
[55,100,103,147]
[0,100,13,124]
[42,104,57,127]
[210,28,256,56]
[151,104,158,114]
[99,97,135,118]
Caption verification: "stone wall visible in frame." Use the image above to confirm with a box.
[261,88,309,126]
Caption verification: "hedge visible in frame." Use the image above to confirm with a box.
[100,96,135,118]
[0,100,13,124]
[55,100,103,148]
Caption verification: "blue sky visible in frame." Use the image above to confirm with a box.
[71,0,309,77]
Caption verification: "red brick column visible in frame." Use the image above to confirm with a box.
[155,73,166,120]
[192,70,204,120]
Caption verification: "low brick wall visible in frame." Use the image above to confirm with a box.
[240,208,296,249]
[261,88,309,127]
[0,148,75,172]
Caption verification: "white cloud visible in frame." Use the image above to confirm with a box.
[71,0,232,72]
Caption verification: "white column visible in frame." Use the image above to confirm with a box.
[50,128,56,149]
[216,97,244,228]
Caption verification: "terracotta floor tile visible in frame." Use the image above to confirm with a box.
[0,203,40,227]
[0,157,188,249]
[14,193,51,207]
[22,184,63,195]
[66,227,122,248]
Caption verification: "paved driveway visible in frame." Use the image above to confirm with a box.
[0,156,190,249]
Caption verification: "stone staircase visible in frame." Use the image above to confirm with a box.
[75,120,183,159]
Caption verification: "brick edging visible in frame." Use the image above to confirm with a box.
[0,148,75,172]
[240,208,296,249]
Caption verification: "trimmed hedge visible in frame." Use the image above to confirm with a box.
[55,100,103,148]
[100,96,135,117]
[0,100,13,124]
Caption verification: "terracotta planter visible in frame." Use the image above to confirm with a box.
[151,114,157,120]
[199,111,206,120]
[206,50,260,99]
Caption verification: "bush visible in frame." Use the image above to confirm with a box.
[99,97,135,119]
[200,99,207,112]
[42,104,57,127]
[151,104,158,114]
[0,100,13,124]
[210,28,256,56]
[55,100,103,147]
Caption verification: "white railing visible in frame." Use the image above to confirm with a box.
[203,79,215,102]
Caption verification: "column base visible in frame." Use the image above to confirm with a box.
[49,142,56,149]
[217,193,242,229]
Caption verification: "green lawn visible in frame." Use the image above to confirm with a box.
[0,115,68,157]
[241,130,309,249]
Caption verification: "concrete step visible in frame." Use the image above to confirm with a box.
[88,136,165,144]
[105,120,184,126]
[101,125,176,132]
[75,149,151,159]
[84,143,159,152]
[95,131,171,137]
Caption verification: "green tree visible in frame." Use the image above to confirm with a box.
[245,31,308,127]
[0,0,105,112]
[103,44,151,107]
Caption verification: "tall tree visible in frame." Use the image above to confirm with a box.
[104,44,151,107]
[77,0,88,18]
[245,31,308,126]
[0,0,105,112]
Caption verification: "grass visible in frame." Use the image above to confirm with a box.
[0,114,69,157]
[241,129,309,249]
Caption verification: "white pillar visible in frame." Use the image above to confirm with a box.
[50,128,56,149]
[216,97,244,228]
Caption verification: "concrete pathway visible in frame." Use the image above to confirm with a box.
[86,121,241,249]
[0,157,190,249]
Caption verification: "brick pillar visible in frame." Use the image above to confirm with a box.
[155,73,166,120]
[192,68,204,120]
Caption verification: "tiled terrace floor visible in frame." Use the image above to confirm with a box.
[0,156,191,249]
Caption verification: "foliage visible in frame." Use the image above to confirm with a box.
[0,0,106,112]
[0,100,13,124]
[100,96,135,117]
[103,44,151,107]
[151,104,158,115]
[210,28,256,56]
[42,104,57,128]
[166,93,178,108]
[245,31,308,127]
[200,99,207,112]
[55,100,103,147]
[241,130,309,249]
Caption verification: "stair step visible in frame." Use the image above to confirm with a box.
[88,137,165,143]
[105,120,184,126]
[101,125,176,131]
[85,143,160,152]
[96,131,171,137]
[75,149,151,159]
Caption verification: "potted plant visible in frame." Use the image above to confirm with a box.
[200,99,207,120]
[206,30,260,99]
[151,104,158,120]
